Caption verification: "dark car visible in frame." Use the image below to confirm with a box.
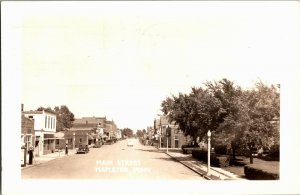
[76,145,89,154]
[93,142,102,148]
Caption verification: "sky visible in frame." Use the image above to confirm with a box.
[4,1,300,130]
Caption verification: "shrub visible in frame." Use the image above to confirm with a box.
[268,144,280,159]
[214,145,227,155]
[192,149,208,161]
[212,155,231,167]
[183,147,199,154]
[244,162,279,180]
[181,144,191,150]
[192,150,231,167]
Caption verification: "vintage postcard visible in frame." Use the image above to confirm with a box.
[2,1,300,195]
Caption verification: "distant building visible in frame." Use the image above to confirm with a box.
[116,129,122,140]
[155,116,188,148]
[147,126,154,140]
[70,116,117,143]
[23,108,57,156]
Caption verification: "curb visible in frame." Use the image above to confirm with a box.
[21,151,76,170]
[164,152,212,180]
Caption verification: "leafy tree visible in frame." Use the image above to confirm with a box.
[136,130,144,137]
[122,128,134,138]
[161,87,222,143]
[54,105,75,131]
[241,82,280,163]
[160,78,280,164]
[204,79,245,160]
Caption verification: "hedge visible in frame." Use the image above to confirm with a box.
[182,147,199,154]
[212,155,231,167]
[214,145,227,155]
[192,150,231,167]
[244,162,279,180]
[269,144,280,159]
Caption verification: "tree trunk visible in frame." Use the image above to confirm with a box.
[232,147,236,161]
[249,148,253,164]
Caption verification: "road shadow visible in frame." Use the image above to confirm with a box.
[135,148,165,153]
[154,156,190,162]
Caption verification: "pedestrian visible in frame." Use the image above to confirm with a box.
[28,146,34,165]
[65,142,68,155]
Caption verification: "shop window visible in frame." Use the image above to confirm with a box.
[56,139,59,145]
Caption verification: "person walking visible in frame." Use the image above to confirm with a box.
[65,141,68,155]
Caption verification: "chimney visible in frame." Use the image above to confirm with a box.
[21,104,24,112]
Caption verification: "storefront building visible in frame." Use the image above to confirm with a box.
[23,109,57,156]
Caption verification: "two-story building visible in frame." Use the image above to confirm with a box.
[68,116,116,145]
[23,109,57,156]
[155,116,189,149]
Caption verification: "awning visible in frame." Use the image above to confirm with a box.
[101,134,108,138]
[54,132,65,138]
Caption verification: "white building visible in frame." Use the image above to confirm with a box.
[23,110,57,156]
[116,129,122,140]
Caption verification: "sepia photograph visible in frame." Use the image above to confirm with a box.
[2,1,300,195]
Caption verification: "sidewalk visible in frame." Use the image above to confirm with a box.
[159,148,246,180]
[21,149,77,170]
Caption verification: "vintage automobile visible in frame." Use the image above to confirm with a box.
[76,145,89,154]
[93,141,103,148]
[127,139,134,147]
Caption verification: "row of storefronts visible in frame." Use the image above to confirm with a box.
[22,106,187,159]
[21,105,120,166]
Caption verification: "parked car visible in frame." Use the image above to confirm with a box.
[93,142,102,148]
[76,145,89,154]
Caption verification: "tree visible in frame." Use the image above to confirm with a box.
[161,87,222,143]
[204,79,245,160]
[37,105,75,131]
[54,105,75,131]
[160,78,280,164]
[241,82,280,163]
[122,128,134,138]
[136,130,144,137]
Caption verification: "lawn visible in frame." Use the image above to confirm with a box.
[222,156,279,179]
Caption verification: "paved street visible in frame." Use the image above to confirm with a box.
[22,139,204,180]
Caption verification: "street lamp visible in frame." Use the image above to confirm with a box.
[166,125,171,154]
[207,130,211,176]
[73,133,75,149]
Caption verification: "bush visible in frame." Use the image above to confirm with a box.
[212,155,231,167]
[214,145,227,155]
[192,149,208,161]
[183,147,199,154]
[192,150,231,167]
[244,162,279,180]
[181,144,191,150]
[268,144,280,159]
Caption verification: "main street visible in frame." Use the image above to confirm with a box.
[22,139,204,180]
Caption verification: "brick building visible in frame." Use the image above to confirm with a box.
[155,116,190,148]
[21,114,35,150]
